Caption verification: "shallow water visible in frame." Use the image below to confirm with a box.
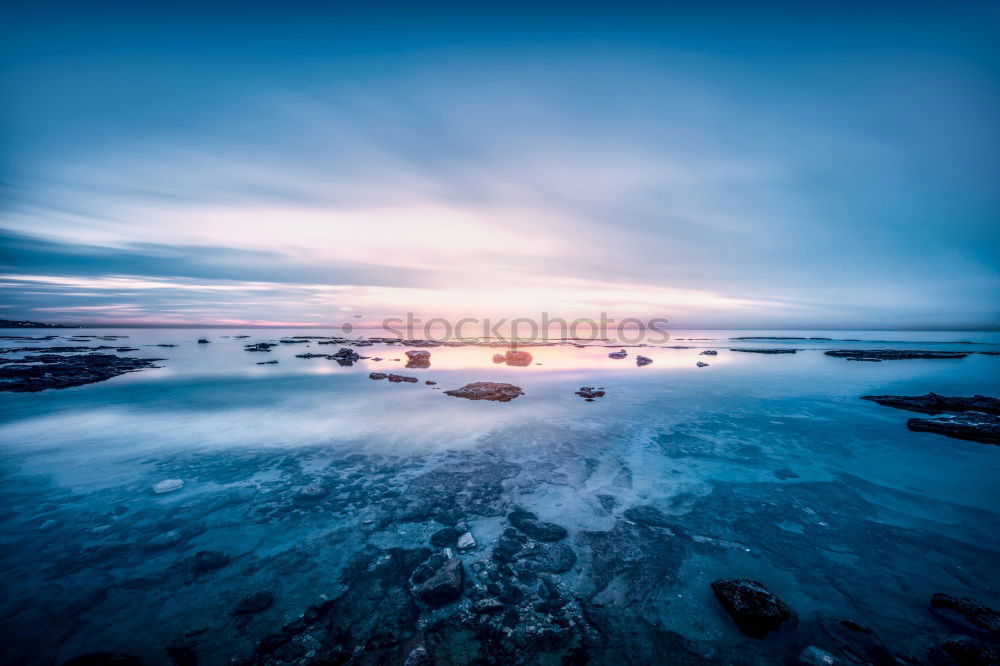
[1,328,998,664]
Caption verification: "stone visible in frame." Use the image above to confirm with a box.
[193,550,230,573]
[517,519,568,542]
[907,413,1000,445]
[244,343,276,352]
[700,350,718,355]
[0,353,163,392]
[197,338,210,344]
[862,393,1000,415]
[575,387,605,400]
[369,372,388,380]
[388,374,419,383]
[456,531,477,550]
[826,349,966,360]
[636,355,653,366]
[696,361,709,367]
[256,360,278,365]
[931,593,1000,634]
[405,350,431,368]
[152,479,184,494]
[444,382,524,402]
[711,578,791,638]
[608,349,627,359]
[430,527,459,548]
[233,591,274,614]
[412,555,464,606]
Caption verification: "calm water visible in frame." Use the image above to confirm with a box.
[1,329,998,664]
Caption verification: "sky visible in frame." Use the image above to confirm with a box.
[1,2,998,329]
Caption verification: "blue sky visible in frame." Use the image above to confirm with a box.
[1,2,998,328]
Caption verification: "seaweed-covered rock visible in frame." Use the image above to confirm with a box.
[710,578,791,638]
[0,353,163,392]
[445,382,524,402]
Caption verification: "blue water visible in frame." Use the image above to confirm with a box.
[1,329,998,664]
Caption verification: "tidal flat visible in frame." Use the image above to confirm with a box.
[1,329,998,665]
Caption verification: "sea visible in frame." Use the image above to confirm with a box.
[1,328,998,664]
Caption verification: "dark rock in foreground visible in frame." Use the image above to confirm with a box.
[411,553,464,606]
[825,349,966,360]
[445,382,524,402]
[862,393,1000,416]
[931,593,1000,635]
[907,413,1000,445]
[729,348,797,354]
[711,578,791,638]
[0,353,163,392]
[929,635,1000,666]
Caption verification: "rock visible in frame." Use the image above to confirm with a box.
[256,360,278,365]
[608,349,627,359]
[197,339,210,344]
[796,645,838,665]
[862,393,1000,416]
[144,530,183,551]
[425,380,436,385]
[63,654,143,666]
[412,555,464,606]
[152,479,184,494]
[576,386,605,400]
[492,527,525,563]
[369,372,388,380]
[504,350,533,366]
[244,343,276,352]
[825,349,966,360]
[278,339,309,344]
[929,635,1000,666]
[0,353,164,392]
[729,348,797,354]
[623,505,676,529]
[388,374,419,383]
[444,382,524,402]
[473,598,505,613]
[331,347,361,363]
[233,591,274,615]
[405,350,431,368]
[931,593,1000,634]
[193,550,230,574]
[710,578,791,638]
[430,527,459,548]
[700,350,718,356]
[696,361,709,367]
[519,541,577,573]
[492,354,506,363]
[456,531,477,550]
[636,355,653,366]
[907,413,1000,445]
[403,644,431,666]
[517,518,568,542]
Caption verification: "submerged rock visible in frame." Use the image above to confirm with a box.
[430,527,459,548]
[445,382,524,402]
[907,413,1000,445]
[636,355,653,367]
[931,593,1000,635]
[517,518,568,542]
[711,578,791,638]
[233,591,274,615]
[152,479,184,494]
[862,393,1000,416]
[193,550,230,574]
[0,353,163,392]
